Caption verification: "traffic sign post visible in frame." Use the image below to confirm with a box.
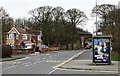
[93,35,112,65]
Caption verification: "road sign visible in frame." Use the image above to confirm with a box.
[93,35,112,64]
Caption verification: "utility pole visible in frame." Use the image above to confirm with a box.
[95,0,98,35]
[118,1,120,9]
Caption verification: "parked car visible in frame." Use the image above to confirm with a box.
[90,45,93,48]
[36,44,49,53]
[35,46,39,52]
[85,45,91,49]
[40,45,48,48]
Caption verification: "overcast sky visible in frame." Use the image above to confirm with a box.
[0,0,119,33]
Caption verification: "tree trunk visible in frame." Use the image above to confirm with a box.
[56,38,58,46]
[46,36,49,46]
[71,42,73,49]
[58,43,61,50]
[66,43,68,50]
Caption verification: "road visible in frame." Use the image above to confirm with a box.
[2,49,118,76]
[2,50,82,74]
[74,49,92,60]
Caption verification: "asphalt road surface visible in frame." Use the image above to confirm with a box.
[2,50,82,74]
[74,48,92,60]
[2,49,118,76]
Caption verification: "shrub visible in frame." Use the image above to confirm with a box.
[1,45,12,58]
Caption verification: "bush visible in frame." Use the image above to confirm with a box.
[1,45,12,58]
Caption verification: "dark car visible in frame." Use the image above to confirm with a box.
[85,45,91,49]
[90,45,93,48]
[35,46,39,52]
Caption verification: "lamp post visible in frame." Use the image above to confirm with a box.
[88,18,96,35]
[92,25,95,35]
[118,1,120,9]
[95,0,98,35]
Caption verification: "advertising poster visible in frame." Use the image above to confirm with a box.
[93,37,111,63]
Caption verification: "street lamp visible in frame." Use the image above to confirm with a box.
[87,18,96,35]
[118,1,120,9]
[92,25,95,34]
[95,0,98,35]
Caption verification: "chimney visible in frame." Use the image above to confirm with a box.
[26,27,33,34]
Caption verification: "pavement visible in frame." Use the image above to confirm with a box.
[58,56,119,73]
[49,49,119,75]
[58,60,118,72]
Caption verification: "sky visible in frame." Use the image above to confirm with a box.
[0,0,120,33]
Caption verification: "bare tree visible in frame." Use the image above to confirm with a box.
[28,6,53,31]
[92,4,115,24]
[66,8,87,29]
[0,7,13,44]
[28,6,89,49]
[28,6,53,46]
[65,8,87,49]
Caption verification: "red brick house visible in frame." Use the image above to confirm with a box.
[5,26,43,54]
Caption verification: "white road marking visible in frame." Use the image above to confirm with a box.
[36,62,40,63]
[25,65,29,66]
[14,57,29,61]
[53,50,85,68]
[45,54,50,55]
[48,50,85,74]
[48,68,57,74]
[33,61,40,64]
[33,63,37,64]
[21,62,31,65]
[4,68,8,69]
[43,58,46,59]
[3,60,41,70]
[4,65,18,69]
[9,65,18,68]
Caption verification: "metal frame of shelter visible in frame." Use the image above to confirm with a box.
[92,35,112,65]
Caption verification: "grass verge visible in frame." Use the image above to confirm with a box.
[111,52,120,61]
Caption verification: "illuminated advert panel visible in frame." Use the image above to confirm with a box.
[93,36,111,63]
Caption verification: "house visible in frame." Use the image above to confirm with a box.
[31,31,44,52]
[32,31,43,45]
[5,26,43,54]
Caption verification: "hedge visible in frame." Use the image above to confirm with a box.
[1,45,12,58]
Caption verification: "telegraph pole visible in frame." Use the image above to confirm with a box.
[118,1,120,9]
[95,0,98,35]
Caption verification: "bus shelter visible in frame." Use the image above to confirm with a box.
[93,35,112,64]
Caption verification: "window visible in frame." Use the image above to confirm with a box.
[22,34,27,40]
[16,34,19,40]
[38,35,41,40]
[10,43,14,49]
[7,33,14,39]
[7,34,9,38]
[30,35,31,40]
